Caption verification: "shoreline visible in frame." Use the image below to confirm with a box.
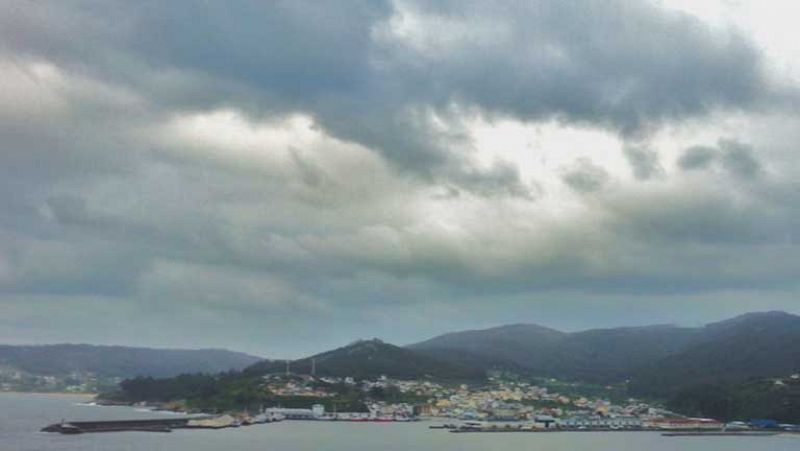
[17,392,798,437]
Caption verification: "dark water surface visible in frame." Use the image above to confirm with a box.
[2,393,798,451]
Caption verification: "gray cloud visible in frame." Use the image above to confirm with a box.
[383,0,773,131]
[623,145,665,180]
[561,158,610,193]
[678,145,717,170]
[449,161,538,200]
[0,0,781,192]
[677,138,762,179]
[44,196,90,226]
[0,1,799,355]
[720,139,762,179]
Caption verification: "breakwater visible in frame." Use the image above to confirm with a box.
[41,418,194,434]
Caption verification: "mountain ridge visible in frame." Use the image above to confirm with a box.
[6,311,799,397]
[408,311,800,386]
[630,311,800,396]
[100,311,800,416]
[0,343,263,379]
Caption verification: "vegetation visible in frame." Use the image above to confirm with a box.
[630,312,800,397]
[246,339,485,381]
[667,384,740,421]
[412,323,700,383]
[104,373,392,413]
[668,377,800,423]
[95,312,800,418]
[101,339,472,413]
[102,372,270,412]
[414,312,800,397]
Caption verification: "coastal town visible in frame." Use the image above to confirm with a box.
[47,371,797,435]
[255,372,800,432]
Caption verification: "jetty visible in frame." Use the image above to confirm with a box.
[41,418,194,434]
[42,408,287,434]
[662,431,780,437]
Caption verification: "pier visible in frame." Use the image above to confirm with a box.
[40,411,288,434]
[661,431,780,437]
[41,418,194,434]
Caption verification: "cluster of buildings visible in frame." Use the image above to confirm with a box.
[262,375,334,398]
[0,367,116,393]
[255,373,800,431]
[257,373,677,426]
[406,377,670,426]
[264,402,417,421]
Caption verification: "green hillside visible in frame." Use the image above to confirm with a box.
[246,339,485,381]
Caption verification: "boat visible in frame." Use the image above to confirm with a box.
[429,423,457,429]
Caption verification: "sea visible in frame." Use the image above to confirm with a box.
[1,393,798,451]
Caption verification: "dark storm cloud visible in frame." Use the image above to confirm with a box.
[389,0,772,130]
[0,0,779,190]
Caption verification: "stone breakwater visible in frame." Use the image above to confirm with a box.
[40,414,276,434]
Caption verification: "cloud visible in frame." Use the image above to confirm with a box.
[561,158,610,193]
[0,0,783,193]
[449,161,538,200]
[676,138,762,179]
[720,139,762,179]
[623,145,665,180]
[678,145,717,170]
[378,0,774,130]
[0,1,799,355]
[44,195,90,225]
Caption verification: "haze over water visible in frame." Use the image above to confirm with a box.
[3,394,797,451]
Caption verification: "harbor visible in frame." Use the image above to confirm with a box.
[41,415,797,436]
[36,372,800,437]
[14,391,798,451]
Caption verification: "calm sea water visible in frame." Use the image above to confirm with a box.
[2,393,799,451]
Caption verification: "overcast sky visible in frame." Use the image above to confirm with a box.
[1,0,799,358]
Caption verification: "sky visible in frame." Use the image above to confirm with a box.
[1,0,799,358]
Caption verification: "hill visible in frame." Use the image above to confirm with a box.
[409,323,697,383]
[630,311,800,396]
[0,344,262,379]
[105,339,484,412]
[100,311,800,415]
[408,324,565,373]
[410,312,800,388]
[544,325,698,383]
[667,376,800,423]
[246,339,484,381]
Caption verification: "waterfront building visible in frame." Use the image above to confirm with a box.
[645,418,722,430]
[562,414,642,429]
[264,407,319,420]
